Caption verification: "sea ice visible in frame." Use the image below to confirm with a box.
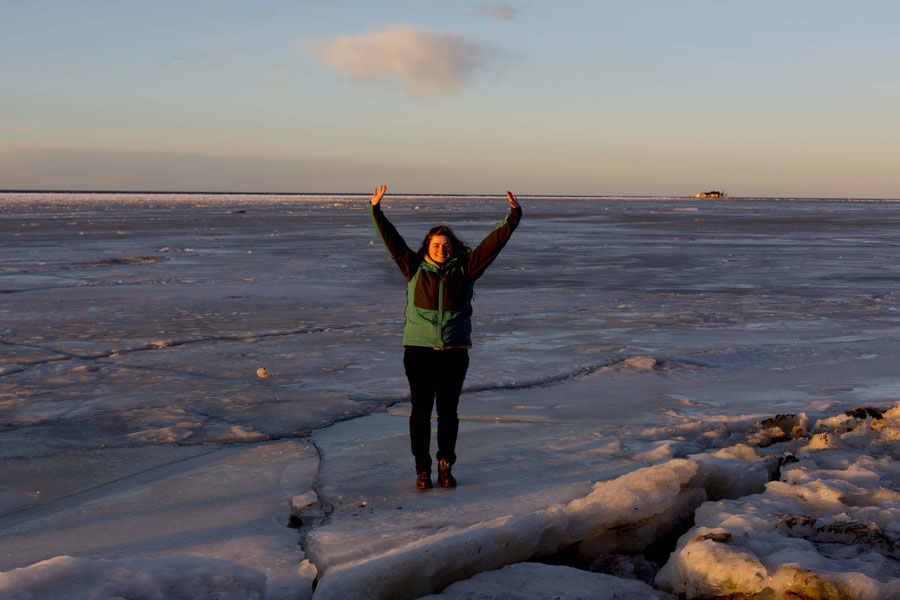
[0,555,266,600]
[3,193,900,599]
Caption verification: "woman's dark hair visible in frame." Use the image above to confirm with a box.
[418,225,471,259]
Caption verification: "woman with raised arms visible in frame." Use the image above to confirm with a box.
[369,185,523,489]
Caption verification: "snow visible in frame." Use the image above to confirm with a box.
[656,405,900,599]
[2,193,900,598]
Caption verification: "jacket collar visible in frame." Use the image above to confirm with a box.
[421,256,460,273]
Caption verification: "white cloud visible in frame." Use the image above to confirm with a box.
[470,2,519,21]
[318,26,489,99]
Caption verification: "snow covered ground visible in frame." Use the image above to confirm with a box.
[1,192,899,599]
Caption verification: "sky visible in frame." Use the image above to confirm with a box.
[2,0,899,197]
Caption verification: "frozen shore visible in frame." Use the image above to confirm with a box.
[2,193,899,598]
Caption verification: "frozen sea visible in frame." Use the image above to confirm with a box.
[1,192,899,599]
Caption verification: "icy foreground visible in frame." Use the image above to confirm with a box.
[5,404,899,600]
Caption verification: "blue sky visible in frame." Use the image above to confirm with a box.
[2,1,899,196]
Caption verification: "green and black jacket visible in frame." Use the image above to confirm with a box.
[369,202,522,348]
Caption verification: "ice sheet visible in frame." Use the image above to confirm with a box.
[2,193,899,597]
[0,555,267,600]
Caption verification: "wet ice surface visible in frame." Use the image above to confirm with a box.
[1,193,900,598]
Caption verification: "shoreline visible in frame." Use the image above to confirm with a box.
[3,190,900,202]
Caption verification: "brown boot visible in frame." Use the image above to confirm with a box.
[416,471,433,489]
[438,459,456,488]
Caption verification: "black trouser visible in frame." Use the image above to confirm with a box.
[403,346,469,474]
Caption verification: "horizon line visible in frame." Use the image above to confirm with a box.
[2,189,900,201]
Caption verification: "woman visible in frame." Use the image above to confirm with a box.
[369,185,522,489]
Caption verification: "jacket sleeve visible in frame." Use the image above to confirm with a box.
[369,203,419,281]
[466,205,522,281]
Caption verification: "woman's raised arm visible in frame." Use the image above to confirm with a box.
[465,191,523,281]
[506,190,520,211]
[368,184,418,280]
[371,185,387,206]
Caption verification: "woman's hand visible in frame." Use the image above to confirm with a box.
[506,190,520,210]
[371,185,387,206]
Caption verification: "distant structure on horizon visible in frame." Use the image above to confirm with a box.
[695,190,728,198]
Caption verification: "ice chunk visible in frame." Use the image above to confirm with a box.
[291,491,324,520]
[418,562,675,599]
[658,536,769,598]
[619,356,660,371]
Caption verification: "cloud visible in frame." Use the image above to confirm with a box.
[318,26,489,98]
[470,2,519,21]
